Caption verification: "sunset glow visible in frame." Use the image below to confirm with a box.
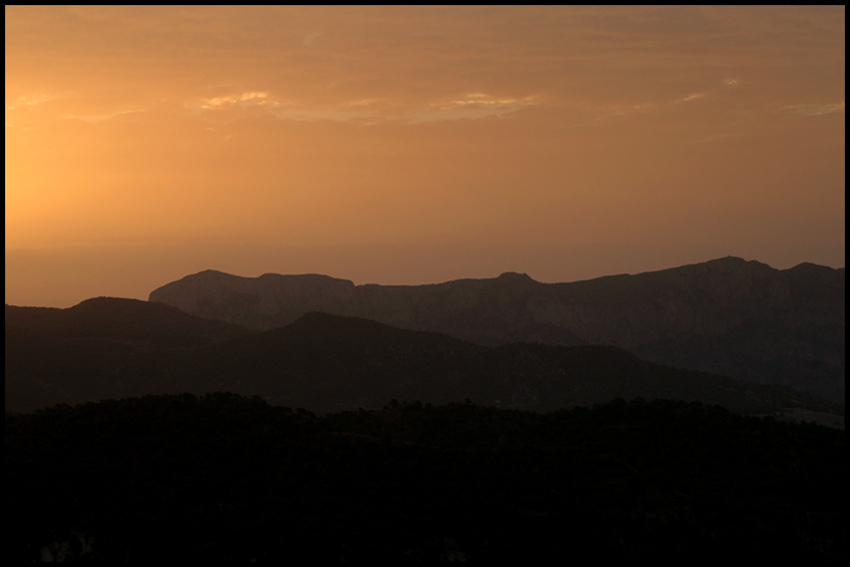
[5,6,845,307]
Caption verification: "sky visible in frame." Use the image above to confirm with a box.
[5,6,845,307]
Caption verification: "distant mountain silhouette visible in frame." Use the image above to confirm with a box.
[5,298,253,412]
[5,303,842,425]
[149,257,845,404]
[6,297,251,346]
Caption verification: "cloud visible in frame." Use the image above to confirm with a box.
[191,92,281,111]
[6,94,55,111]
[779,102,845,117]
[407,93,539,123]
[61,108,142,123]
[345,98,389,108]
[432,93,537,110]
[188,89,539,124]
[674,92,706,104]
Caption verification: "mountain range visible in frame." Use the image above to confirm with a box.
[7,257,844,562]
[148,257,845,404]
[5,257,844,423]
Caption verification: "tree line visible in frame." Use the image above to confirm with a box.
[6,393,845,561]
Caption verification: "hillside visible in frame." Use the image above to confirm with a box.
[148,257,845,404]
[5,304,842,424]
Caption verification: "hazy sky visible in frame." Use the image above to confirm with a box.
[5,6,845,307]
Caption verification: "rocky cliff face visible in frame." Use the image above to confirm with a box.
[149,258,845,403]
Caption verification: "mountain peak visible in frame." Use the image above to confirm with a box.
[702,256,772,271]
[496,271,534,282]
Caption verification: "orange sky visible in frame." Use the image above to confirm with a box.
[5,6,845,307]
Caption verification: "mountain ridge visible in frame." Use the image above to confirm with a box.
[148,257,845,404]
[5,304,842,422]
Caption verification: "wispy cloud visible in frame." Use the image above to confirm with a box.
[412,93,539,122]
[779,102,845,117]
[188,90,539,124]
[674,92,706,104]
[191,92,282,111]
[62,108,142,123]
[6,94,55,111]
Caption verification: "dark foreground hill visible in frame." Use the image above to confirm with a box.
[5,301,843,425]
[6,393,845,561]
[5,298,253,413]
[148,257,845,404]
[5,297,251,345]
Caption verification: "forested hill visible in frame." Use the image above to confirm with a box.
[6,393,845,561]
[5,306,843,422]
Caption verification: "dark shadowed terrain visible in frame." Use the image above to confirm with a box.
[148,257,845,404]
[6,258,845,561]
[6,394,845,561]
[5,299,843,426]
